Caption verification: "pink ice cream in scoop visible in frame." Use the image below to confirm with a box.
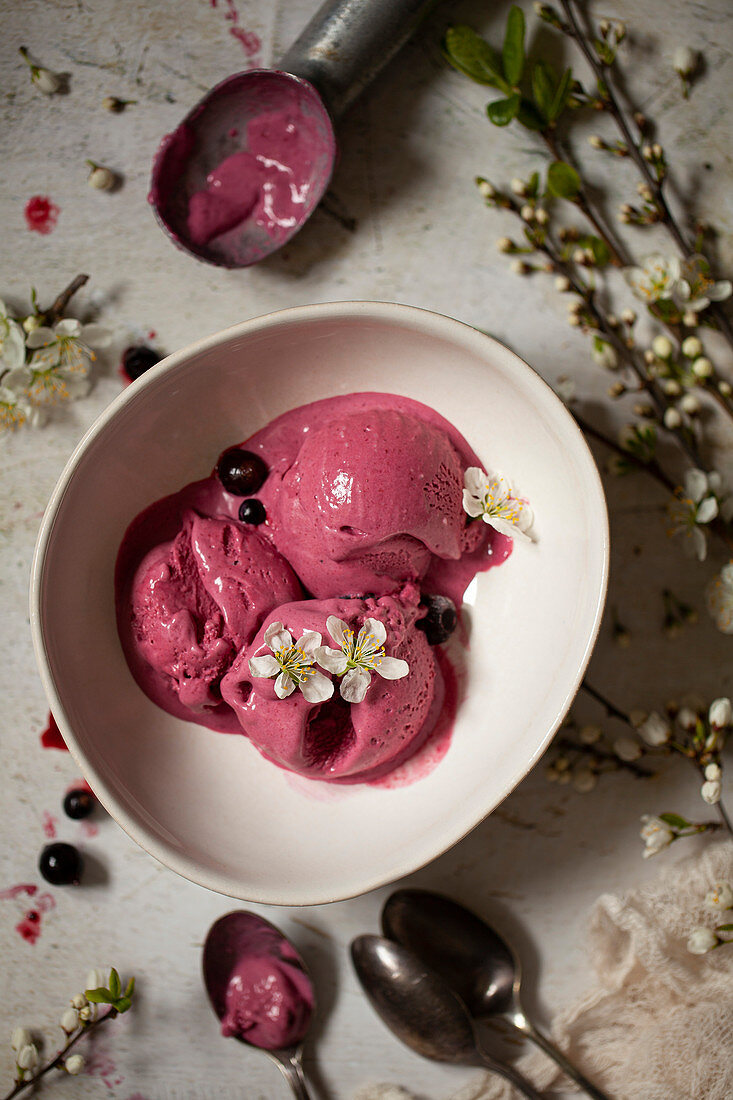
[221,586,444,782]
[221,952,313,1049]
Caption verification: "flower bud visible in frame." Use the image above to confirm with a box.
[60,1008,79,1034]
[701,777,722,804]
[579,723,602,744]
[704,762,722,781]
[682,336,702,358]
[638,711,670,746]
[664,379,682,396]
[65,1054,85,1076]
[11,1028,32,1053]
[535,207,549,226]
[476,177,495,199]
[673,46,698,77]
[554,275,571,292]
[17,1043,39,1071]
[78,1005,92,1022]
[496,237,514,253]
[680,393,700,415]
[687,926,718,954]
[621,308,637,325]
[520,204,535,222]
[709,697,732,728]
[652,143,663,159]
[70,994,88,1010]
[87,163,117,191]
[692,356,713,379]
[614,735,641,762]
[663,407,682,429]
[705,882,733,910]
[588,134,604,149]
[719,380,732,396]
[510,178,526,196]
[682,310,698,327]
[572,767,597,793]
[510,259,529,275]
[652,335,673,359]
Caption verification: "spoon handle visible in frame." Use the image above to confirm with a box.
[508,1017,612,1100]
[475,1050,546,1100]
[279,0,441,118]
[273,1053,314,1100]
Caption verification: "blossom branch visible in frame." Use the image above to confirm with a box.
[2,1011,117,1100]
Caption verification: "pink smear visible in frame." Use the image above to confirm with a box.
[66,777,93,794]
[86,1049,123,1089]
[210,0,261,59]
[24,195,60,235]
[41,713,68,750]
[42,812,57,839]
[0,883,37,900]
[80,821,99,838]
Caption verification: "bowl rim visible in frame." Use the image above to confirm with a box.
[30,300,609,904]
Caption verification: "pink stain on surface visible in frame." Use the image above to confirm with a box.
[3,886,54,945]
[210,0,261,58]
[86,1050,123,1089]
[41,713,68,750]
[80,821,99,838]
[0,883,37,901]
[42,812,57,838]
[24,195,60,234]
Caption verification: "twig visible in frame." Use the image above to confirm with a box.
[2,1010,117,1100]
[40,274,89,327]
[571,409,676,492]
[555,735,654,778]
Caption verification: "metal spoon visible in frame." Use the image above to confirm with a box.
[351,934,545,1100]
[382,889,611,1100]
[203,911,315,1099]
[150,0,440,267]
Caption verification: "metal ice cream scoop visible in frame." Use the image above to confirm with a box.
[150,0,440,267]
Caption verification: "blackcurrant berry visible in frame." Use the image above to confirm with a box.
[121,345,161,382]
[238,498,266,525]
[63,788,95,820]
[39,842,83,886]
[416,594,458,645]
[216,449,268,495]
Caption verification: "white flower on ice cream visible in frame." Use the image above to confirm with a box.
[248,621,333,703]
[315,617,409,704]
[462,467,533,541]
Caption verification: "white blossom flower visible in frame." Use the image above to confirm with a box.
[673,254,732,313]
[463,467,533,541]
[315,617,409,704]
[11,1028,32,1052]
[60,1008,78,1034]
[640,814,674,857]
[706,562,733,634]
[709,697,732,729]
[638,711,670,746]
[667,469,720,562]
[0,301,26,372]
[17,1043,39,1071]
[26,318,111,376]
[65,1054,85,1075]
[614,735,641,762]
[701,777,722,805]
[624,254,681,303]
[705,763,722,781]
[705,882,733,911]
[687,926,718,954]
[248,622,333,703]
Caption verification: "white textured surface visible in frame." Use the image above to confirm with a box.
[1,0,732,1097]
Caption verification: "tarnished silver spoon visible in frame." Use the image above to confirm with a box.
[203,910,315,1099]
[382,889,611,1100]
[351,934,545,1100]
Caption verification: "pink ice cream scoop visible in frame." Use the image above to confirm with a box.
[247,395,491,601]
[220,587,444,782]
[122,512,302,729]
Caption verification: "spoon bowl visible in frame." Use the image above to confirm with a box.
[351,934,544,1099]
[150,71,335,268]
[203,910,316,1098]
[382,889,611,1100]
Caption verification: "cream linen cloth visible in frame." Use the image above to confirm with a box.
[355,841,733,1100]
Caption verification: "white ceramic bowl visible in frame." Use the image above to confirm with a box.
[31,302,608,905]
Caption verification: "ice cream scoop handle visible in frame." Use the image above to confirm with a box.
[278,0,441,118]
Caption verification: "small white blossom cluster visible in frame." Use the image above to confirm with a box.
[249,617,409,705]
[667,469,730,563]
[625,253,732,315]
[0,299,110,431]
[687,880,733,955]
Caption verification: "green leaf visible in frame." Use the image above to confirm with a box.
[526,171,540,200]
[113,997,132,1014]
[109,968,121,999]
[659,813,692,830]
[85,988,113,1004]
[716,923,733,932]
[125,976,136,998]
[532,60,556,121]
[443,25,506,88]
[550,67,573,121]
[487,93,521,126]
[516,99,546,131]
[546,160,581,199]
[502,6,525,86]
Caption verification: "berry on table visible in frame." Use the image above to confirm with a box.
[39,842,83,885]
[238,498,266,525]
[216,449,268,495]
[63,788,95,820]
[121,345,161,382]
